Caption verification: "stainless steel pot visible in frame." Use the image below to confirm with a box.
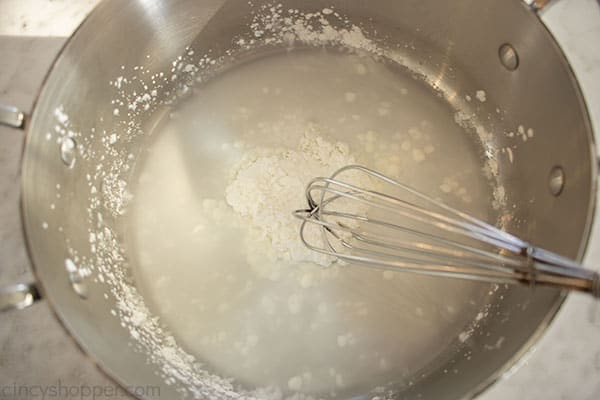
[0,0,597,399]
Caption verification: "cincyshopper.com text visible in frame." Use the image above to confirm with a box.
[0,380,160,399]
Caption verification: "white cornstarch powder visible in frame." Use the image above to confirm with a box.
[225,129,363,267]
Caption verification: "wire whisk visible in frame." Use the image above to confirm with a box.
[293,165,600,298]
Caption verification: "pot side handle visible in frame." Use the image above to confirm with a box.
[0,283,41,312]
[526,0,565,13]
[528,0,553,12]
[0,104,25,129]
[0,103,41,312]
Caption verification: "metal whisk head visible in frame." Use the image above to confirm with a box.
[294,165,600,298]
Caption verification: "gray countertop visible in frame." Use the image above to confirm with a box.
[1,1,599,399]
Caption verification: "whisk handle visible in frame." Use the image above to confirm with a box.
[525,247,599,299]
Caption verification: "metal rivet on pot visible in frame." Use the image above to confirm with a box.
[499,44,519,71]
[60,137,77,168]
[548,166,565,196]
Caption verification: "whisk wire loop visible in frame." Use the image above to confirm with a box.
[294,165,600,298]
